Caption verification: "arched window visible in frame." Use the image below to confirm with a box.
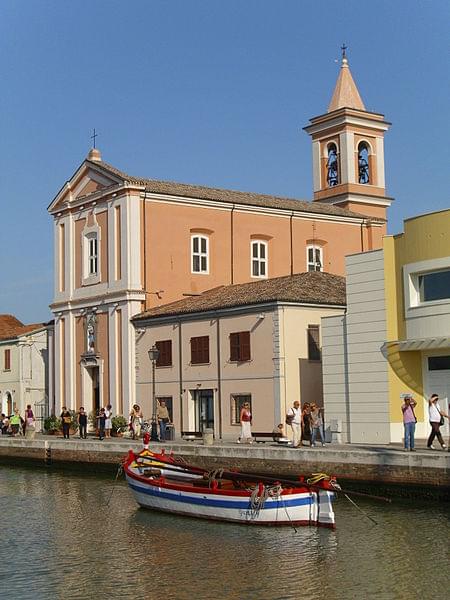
[326,143,339,187]
[358,142,370,184]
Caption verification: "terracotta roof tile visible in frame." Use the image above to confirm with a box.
[91,160,384,223]
[0,315,46,341]
[133,271,346,321]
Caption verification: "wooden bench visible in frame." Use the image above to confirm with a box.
[181,431,203,441]
[251,432,289,444]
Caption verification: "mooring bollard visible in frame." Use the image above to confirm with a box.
[44,440,51,466]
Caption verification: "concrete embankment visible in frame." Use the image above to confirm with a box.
[1,437,449,499]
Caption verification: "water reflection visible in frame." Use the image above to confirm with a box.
[0,467,448,600]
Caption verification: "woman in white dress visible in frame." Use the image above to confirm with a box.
[104,404,112,438]
[238,402,253,444]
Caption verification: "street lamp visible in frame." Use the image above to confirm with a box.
[148,345,160,442]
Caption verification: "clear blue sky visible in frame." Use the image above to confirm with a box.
[0,0,448,323]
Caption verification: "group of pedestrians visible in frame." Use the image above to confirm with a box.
[286,401,325,448]
[0,405,36,438]
[59,404,113,440]
[402,393,448,451]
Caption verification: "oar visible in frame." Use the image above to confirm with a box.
[134,455,391,502]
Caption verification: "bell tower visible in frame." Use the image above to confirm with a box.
[304,47,392,223]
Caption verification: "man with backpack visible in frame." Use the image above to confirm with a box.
[286,400,301,447]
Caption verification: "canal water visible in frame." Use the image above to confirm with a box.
[0,466,449,600]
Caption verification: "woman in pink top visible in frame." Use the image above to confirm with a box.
[238,402,253,444]
[401,395,417,452]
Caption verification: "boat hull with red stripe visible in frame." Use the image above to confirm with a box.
[124,451,336,528]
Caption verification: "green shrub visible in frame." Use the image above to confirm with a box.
[111,415,128,432]
[44,415,61,432]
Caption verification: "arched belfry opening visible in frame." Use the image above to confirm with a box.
[326,143,339,187]
[358,142,370,184]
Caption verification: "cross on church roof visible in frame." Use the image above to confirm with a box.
[341,44,347,59]
[91,128,98,149]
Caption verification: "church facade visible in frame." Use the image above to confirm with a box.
[48,54,392,418]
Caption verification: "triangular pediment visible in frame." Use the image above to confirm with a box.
[48,159,125,213]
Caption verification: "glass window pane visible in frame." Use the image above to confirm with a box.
[193,237,199,253]
[260,262,266,276]
[260,244,265,259]
[201,238,207,253]
[193,256,200,272]
[252,243,258,258]
[419,270,450,302]
[201,256,207,272]
[308,247,313,262]
[252,260,259,276]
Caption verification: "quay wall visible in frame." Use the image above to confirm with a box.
[0,438,449,498]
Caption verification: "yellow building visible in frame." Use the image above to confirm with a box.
[322,209,450,444]
[384,209,450,442]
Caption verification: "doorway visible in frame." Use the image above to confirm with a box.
[82,365,101,415]
[193,389,214,432]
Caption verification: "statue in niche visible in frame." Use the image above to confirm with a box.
[86,313,96,354]
[326,146,339,187]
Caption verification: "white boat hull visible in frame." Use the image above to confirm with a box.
[125,473,335,527]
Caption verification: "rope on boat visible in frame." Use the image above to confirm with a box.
[306,472,330,485]
[208,469,225,485]
[248,484,283,519]
[106,462,123,507]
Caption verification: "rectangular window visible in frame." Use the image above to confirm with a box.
[418,269,450,303]
[88,236,98,275]
[251,241,267,278]
[428,356,450,371]
[230,394,252,425]
[307,246,323,272]
[192,235,209,273]
[307,325,321,361]
[4,349,11,371]
[190,336,209,364]
[156,340,172,367]
[230,331,251,362]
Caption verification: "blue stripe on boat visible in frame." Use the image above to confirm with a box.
[128,481,314,510]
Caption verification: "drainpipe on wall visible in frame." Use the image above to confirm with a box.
[290,212,294,275]
[178,320,183,434]
[230,205,235,284]
[216,315,222,440]
[360,220,365,253]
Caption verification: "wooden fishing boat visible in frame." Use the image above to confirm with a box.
[123,448,337,528]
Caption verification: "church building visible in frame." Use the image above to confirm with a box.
[47,53,392,418]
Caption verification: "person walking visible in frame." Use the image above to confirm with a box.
[104,404,112,439]
[61,407,71,439]
[97,408,106,440]
[286,401,301,447]
[156,399,170,442]
[78,407,88,439]
[129,405,142,440]
[427,394,448,450]
[401,395,417,452]
[24,404,36,439]
[301,403,312,447]
[237,402,253,444]
[310,404,325,447]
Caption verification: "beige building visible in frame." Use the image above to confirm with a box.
[0,315,51,426]
[132,272,345,439]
